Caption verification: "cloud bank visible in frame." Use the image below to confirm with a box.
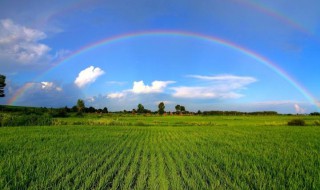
[0,19,51,64]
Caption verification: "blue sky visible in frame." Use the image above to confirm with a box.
[0,0,320,113]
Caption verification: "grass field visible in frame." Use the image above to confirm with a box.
[0,115,320,189]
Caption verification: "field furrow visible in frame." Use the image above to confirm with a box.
[60,131,133,189]
[160,130,191,189]
[109,130,145,190]
[134,129,151,189]
[154,130,169,189]
[159,129,185,190]
[89,131,141,189]
[123,129,150,189]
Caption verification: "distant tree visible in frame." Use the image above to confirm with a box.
[103,107,108,113]
[55,108,68,117]
[0,74,6,97]
[175,104,181,114]
[310,112,320,116]
[71,106,78,112]
[64,106,71,113]
[180,106,186,113]
[158,102,165,115]
[87,106,96,113]
[137,103,145,114]
[144,109,152,114]
[77,99,85,113]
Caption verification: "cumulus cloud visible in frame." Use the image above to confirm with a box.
[107,80,175,99]
[74,66,105,88]
[131,80,175,94]
[0,19,51,64]
[172,74,256,99]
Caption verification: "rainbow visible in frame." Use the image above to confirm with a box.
[8,30,320,110]
[234,0,311,35]
[35,0,314,38]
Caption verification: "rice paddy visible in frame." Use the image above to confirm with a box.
[0,115,319,189]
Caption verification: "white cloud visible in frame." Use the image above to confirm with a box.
[294,104,306,114]
[0,19,51,64]
[172,74,256,99]
[86,97,95,103]
[188,74,257,89]
[155,100,173,105]
[131,80,175,94]
[172,86,243,99]
[106,81,127,86]
[40,82,62,91]
[52,49,71,61]
[74,66,105,88]
[107,92,125,99]
[189,74,256,81]
[106,80,175,99]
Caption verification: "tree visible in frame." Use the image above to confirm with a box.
[71,106,78,112]
[102,107,108,113]
[175,104,181,114]
[87,106,96,113]
[0,75,6,97]
[180,106,186,113]
[77,99,85,113]
[137,103,145,114]
[158,102,165,115]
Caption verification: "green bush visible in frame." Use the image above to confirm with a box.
[0,113,53,127]
[314,120,320,126]
[287,119,306,126]
[135,121,146,126]
[50,108,69,118]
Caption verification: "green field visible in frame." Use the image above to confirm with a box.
[1,115,320,189]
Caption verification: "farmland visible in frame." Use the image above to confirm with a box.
[0,115,320,189]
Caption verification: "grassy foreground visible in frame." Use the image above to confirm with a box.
[0,116,320,189]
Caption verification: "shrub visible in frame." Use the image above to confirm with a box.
[287,119,306,126]
[0,114,53,127]
[135,121,146,126]
[50,108,69,118]
[314,120,320,126]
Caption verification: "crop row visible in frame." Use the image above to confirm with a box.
[0,125,319,189]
